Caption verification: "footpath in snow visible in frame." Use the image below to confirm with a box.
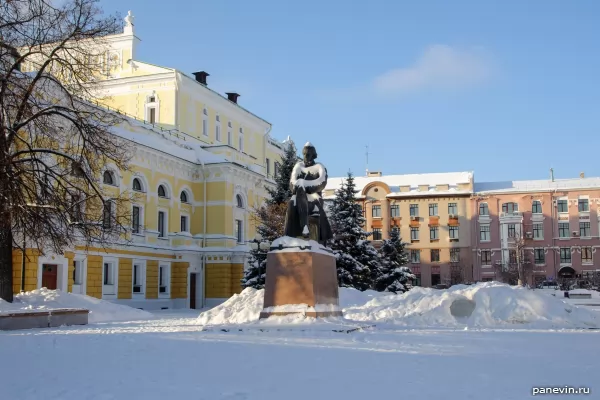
[0,288,153,323]
[198,282,600,330]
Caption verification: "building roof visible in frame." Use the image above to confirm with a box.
[325,171,474,193]
[475,177,600,194]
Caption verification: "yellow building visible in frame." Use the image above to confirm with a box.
[324,171,474,287]
[13,12,290,308]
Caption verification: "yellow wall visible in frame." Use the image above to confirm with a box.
[205,263,244,298]
[87,255,103,299]
[118,258,133,299]
[171,262,189,299]
[11,249,40,293]
[146,260,158,299]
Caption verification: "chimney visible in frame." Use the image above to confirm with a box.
[367,171,382,177]
[550,168,554,182]
[192,71,209,85]
[580,172,585,179]
[226,92,240,104]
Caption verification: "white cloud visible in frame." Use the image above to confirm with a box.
[373,45,493,95]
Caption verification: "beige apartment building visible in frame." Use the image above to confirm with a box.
[324,171,475,287]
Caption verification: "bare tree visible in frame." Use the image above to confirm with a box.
[449,263,464,286]
[0,0,131,301]
[494,233,537,286]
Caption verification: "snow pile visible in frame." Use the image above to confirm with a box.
[344,282,600,329]
[198,283,600,329]
[0,289,153,323]
[198,288,264,325]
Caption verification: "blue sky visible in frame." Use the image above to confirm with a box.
[100,0,600,182]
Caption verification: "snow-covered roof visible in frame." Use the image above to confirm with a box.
[475,177,600,194]
[112,120,227,165]
[325,171,474,194]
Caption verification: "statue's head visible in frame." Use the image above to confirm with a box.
[302,142,317,166]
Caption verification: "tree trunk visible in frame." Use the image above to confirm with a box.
[0,226,14,302]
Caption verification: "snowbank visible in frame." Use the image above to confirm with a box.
[197,283,600,329]
[0,289,153,323]
[344,282,600,329]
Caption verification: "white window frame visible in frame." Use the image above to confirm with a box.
[238,127,244,151]
[71,257,87,295]
[449,226,459,239]
[227,121,232,146]
[480,224,491,242]
[215,114,222,142]
[410,250,420,264]
[132,177,145,193]
[180,213,189,233]
[533,223,544,240]
[578,196,590,213]
[132,260,146,297]
[157,184,170,199]
[102,199,116,230]
[532,200,542,214]
[132,204,144,235]
[158,209,168,239]
[202,107,208,136]
[158,263,171,298]
[481,250,491,266]
[145,94,159,124]
[102,257,118,298]
[235,219,243,243]
[557,197,569,214]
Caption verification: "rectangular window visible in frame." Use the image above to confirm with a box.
[103,262,114,285]
[102,201,112,229]
[227,130,232,145]
[266,158,271,177]
[429,203,438,216]
[274,162,280,179]
[449,226,459,240]
[509,250,517,264]
[202,119,208,136]
[73,260,83,285]
[507,224,516,238]
[580,222,591,237]
[560,247,571,264]
[533,223,544,239]
[479,203,489,216]
[558,222,569,238]
[181,215,188,233]
[409,204,419,217]
[430,249,440,262]
[448,203,458,215]
[159,264,170,294]
[390,205,400,218]
[481,250,491,265]
[430,226,439,240]
[235,219,243,243]
[578,198,589,212]
[372,228,382,241]
[158,211,166,238]
[372,205,381,218]
[133,263,144,294]
[557,199,568,213]
[480,225,490,241]
[582,247,593,264]
[239,135,244,152]
[532,201,542,214]
[216,124,221,142]
[502,202,518,213]
[450,248,460,262]
[132,205,141,234]
[410,250,420,263]
[534,249,545,265]
[149,107,156,124]
[410,227,419,241]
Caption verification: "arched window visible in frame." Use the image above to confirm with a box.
[132,178,142,192]
[158,184,167,198]
[236,194,244,208]
[103,171,114,185]
[180,191,188,203]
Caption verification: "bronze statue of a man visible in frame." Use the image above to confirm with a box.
[283,142,333,244]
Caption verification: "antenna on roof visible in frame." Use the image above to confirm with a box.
[550,167,555,182]
[365,145,370,177]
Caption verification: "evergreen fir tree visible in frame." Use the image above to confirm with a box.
[266,141,298,206]
[328,172,380,291]
[242,139,296,289]
[374,228,415,293]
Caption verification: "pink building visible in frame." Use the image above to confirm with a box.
[471,176,600,286]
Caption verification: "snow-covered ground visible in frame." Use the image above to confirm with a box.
[1,283,599,399]
[0,288,153,323]
[1,311,598,400]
